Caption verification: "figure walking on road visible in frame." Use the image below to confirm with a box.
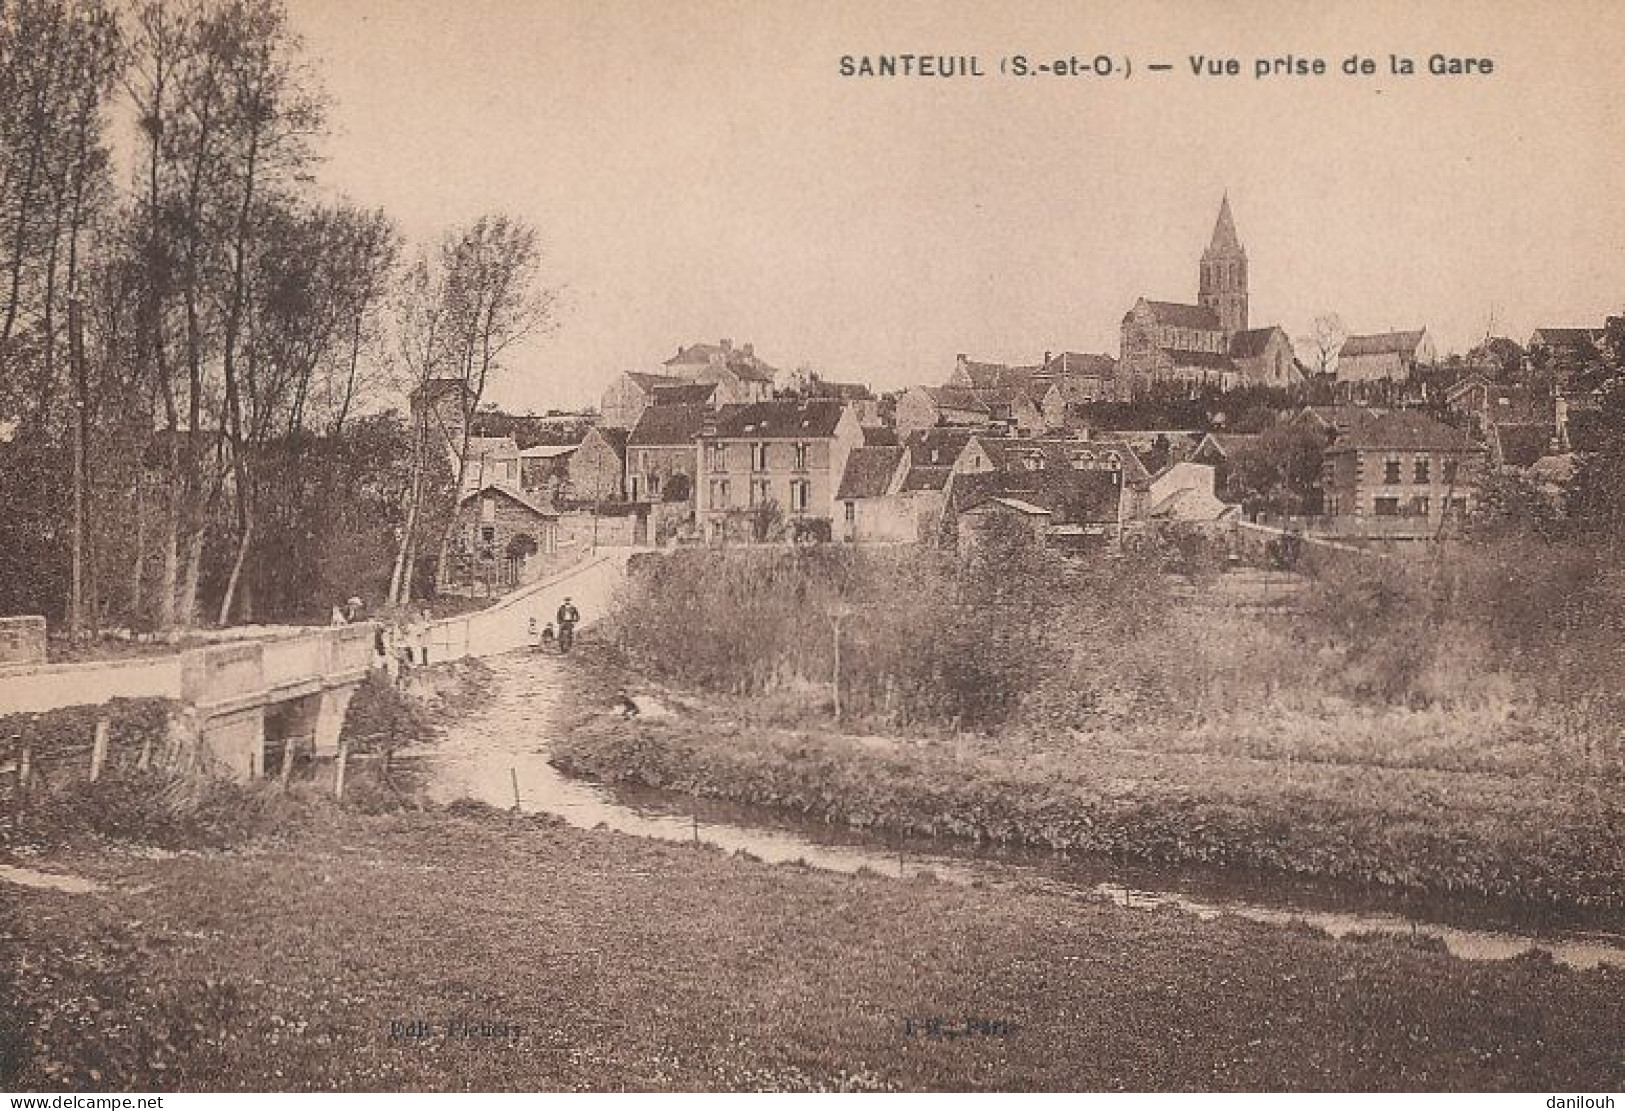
[556,596,581,653]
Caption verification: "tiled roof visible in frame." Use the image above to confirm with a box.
[958,362,1041,391]
[836,446,904,500]
[1228,327,1284,358]
[1297,405,1385,434]
[628,403,709,446]
[1041,351,1116,378]
[650,382,718,405]
[665,342,779,381]
[861,426,900,447]
[624,371,676,393]
[1132,301,1222,330]
[457,482,556,518]
[712,399,848,439]
[1339,330,1426,358]
[973,434,1152,486]
[589,426,630,457]
[1530,327,1598,348]
[900,465,953,492]
[1326,411,1483,454]
[905,427,976,467]
[949,467,1123,525]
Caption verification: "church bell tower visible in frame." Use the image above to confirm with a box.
[1199,195,1248,338]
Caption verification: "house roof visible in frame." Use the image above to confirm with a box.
[905,427,976,467]
[900,465,953,492]
[711,399,849,439]
[589,426,630,458]
[1491,422,1555,468]
[457,482,556,518]
[1041,351,1116,378]
[1128,300,1222,330]
[1197,432,1263,458]
[650,381,718,405]
[1326,411,1483,455]
[623,371,676,393]
[949,467,1124,525]
[837,446,905,500]
[1229,327,1285,358]
[973,434,1152,486]
[518,444,576,460]
[1529,327,1598,348]
[957,362,1042,391]
[1339,330,1427,359]
[628,403,709,446]
[1296,405,1385,435]
[805,379,876,401]
[861,426,900,447]
[665,342,779,381]
[919,385,991,414]
[971,497,1053,518]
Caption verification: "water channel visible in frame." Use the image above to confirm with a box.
[407,649,1625,971]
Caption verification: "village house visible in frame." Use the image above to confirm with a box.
[600,371,714,430]
[894,384,1044,439]
[1335,329,1437,384]
[694,399,864,543]
[664,339,778,405]
[1227,325,1304,388]
[444,483,559,595]
[563,425,629,504]
[1293,404,1387,442]
[946,466,1130,553]
[1146,461,1238,523]
[835,444,911,542]
[1037,351,1118,426]
[797,378,884,426]
[625,403,707,505]
[1321,411,1485,529]
[943,434,1153,547]
[518,443,575,500]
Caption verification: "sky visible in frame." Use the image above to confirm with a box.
[281,0,1625,412]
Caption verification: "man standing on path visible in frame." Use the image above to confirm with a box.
[556,596,581,653]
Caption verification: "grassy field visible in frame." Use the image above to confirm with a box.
[553,642,1625,912]
[5,802,1625,1092]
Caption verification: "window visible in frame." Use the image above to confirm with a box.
[1443,459,1460,484]
[1449,497,1468,515]
[752,442,769,471]
[1414,458,1430,484]
[648,474,661,498]
[790,479,810,512]
[1383,459,1401,484]
[793,442,809,470]
[481,497,496,523]
[629,475,641,500]
[750,478,770,506]
[709,479,730,508]
[1374,497,1401,517]
[479,524,496,546]
[845,501,856,524]
[1411,496,1430,518]
[708,443,728,473]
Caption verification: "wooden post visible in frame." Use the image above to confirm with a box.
[510,767,521,811]
[16,743,32,832]
[279,736,298,791]
[334,740,349,801]
[89,718,110,783]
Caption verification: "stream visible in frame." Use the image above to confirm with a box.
[407,649,1625,971]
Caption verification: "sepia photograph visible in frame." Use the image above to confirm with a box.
[1,0,1624,1099]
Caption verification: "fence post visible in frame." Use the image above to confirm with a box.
[89,718,110,783]
[334,740,349,802]
[16,742,32,832]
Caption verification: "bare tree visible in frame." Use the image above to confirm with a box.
[1300,312,1346,378]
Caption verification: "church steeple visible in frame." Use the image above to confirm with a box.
[1199,193,1248,337]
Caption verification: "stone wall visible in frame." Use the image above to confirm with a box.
[0,615,46,665]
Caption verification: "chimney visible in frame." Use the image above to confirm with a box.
[1043,351,1053,370]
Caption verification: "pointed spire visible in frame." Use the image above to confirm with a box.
[1207,194,1242,255]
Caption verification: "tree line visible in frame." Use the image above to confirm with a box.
[0,0,553,636]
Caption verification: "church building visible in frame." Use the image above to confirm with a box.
[1118,197,1302,398]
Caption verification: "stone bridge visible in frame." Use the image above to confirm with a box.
[0,550,632,782]
[0,624,378,780]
